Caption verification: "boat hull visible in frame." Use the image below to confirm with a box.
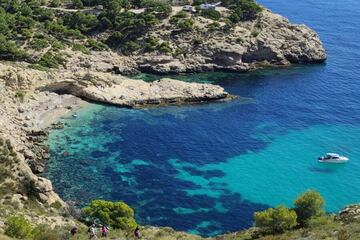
[318,158,349,163]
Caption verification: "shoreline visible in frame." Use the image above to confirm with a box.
[26,93,89,130]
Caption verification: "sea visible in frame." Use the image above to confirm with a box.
[46,0,360,236]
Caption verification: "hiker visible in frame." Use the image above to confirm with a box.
[101,225,109,237]
[70,226,77,236]
[88,224,97,239]
[134,226,141,239]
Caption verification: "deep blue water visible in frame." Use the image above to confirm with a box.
[46,0,360,236]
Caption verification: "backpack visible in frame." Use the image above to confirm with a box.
[88,227,91,233]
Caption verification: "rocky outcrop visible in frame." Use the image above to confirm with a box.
[132,10,326,74]
[64,50,139,75]
[58,9,326,76]
[0,63,51,90]
[243,10,326,64]
[338,205,360,223]
[41,75,231,108]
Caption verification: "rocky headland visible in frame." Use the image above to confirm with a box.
[133,9,326,74]
[61,9,326,75]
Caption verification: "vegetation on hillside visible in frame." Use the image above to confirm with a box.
[253,190,327,236]
[82,199,137,229]
[0,0,262,65]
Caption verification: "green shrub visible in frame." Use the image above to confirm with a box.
[200,9,221,21]
[222,0,261,21]
[5,215,33,239]
[193,38,203,45]
[30,64,49,71]
[0,167,11,182]
[294,190,325,227]
[158,42,171,53]
[144,36,159,52]
[45,21,84,40]
[122,41,141,55]
[307,214,335,228]
[193,0,206,5]
[63,12,99,33]
[50,39,66,51]
[38,52,66,68]
[141,0,172,18]
[86,39,108,51]
[251,29,260,37]
[228,8,243,23]
[254,205,297,234]
[176,18,194,31]
[50,201,63,210]
[49,0,61,7]
[31,224,60,240]
[106,31,124,46]
[72,0,84,9]
[173,47,187,57]
[0,35,27,61]
[22,179,39,200]
[223,19,235,32]
[83,200,137,230]
[72,43,90,54]
[170,10,188,24]
[207,22,220,31]
[29,38,49,50]
[15,91,26,102]
[236,37,244,43]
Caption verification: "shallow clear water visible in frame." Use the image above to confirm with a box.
[46,0,360,236]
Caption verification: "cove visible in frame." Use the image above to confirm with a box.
[46,0,360,237]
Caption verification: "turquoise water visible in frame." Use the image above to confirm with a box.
[46,0,360,236]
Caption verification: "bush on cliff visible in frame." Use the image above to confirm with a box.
[63,12,99,33]
[294,190,325,227]
[86,39,108,51]
[0,35,27,61]
[140,0,172,18]
[83,200,137,230]
[37,52,66,69]
[254,205,297,234]
[72,0,84,9]
[223,0,262,22]
[200,9,221,21]
[5,215,32,239]
[176,18,194,31]
[31,224,60,240]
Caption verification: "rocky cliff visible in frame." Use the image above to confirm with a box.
[60,9,326,75]
[135,10,326,74]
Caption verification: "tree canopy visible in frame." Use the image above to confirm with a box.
[83,200,137,229]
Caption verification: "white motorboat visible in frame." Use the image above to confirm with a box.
[318,153,349,163]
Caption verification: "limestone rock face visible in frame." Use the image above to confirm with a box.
[64,50,139,75]
[247,10,326,64]
[0,63,50,90]
[41,74,231,107]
